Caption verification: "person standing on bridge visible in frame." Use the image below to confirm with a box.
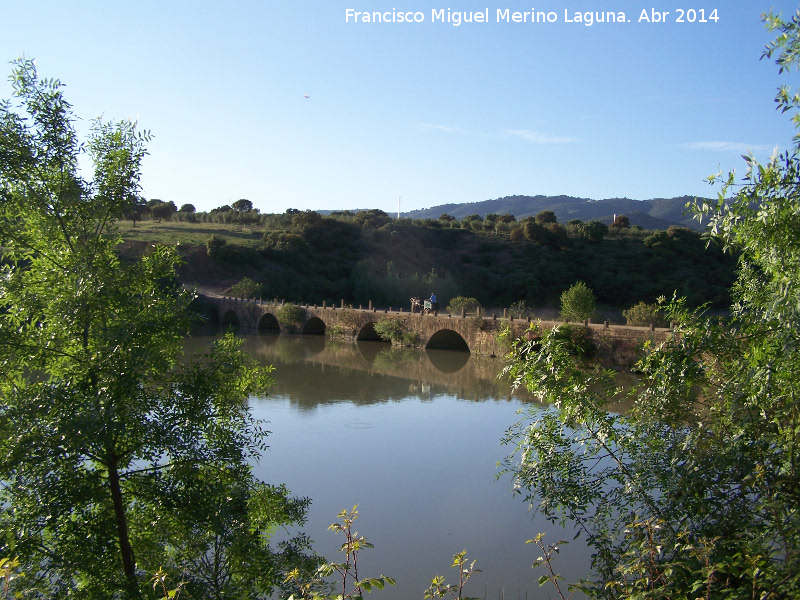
[430,292,438,313]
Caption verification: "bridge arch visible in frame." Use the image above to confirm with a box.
[426,329,470,352]
[258,313,280,332]
[356,322,384,342]
[302,317,326,335]
[220,309,240,327]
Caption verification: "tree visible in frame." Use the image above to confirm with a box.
[576,219,608,242]
[148,198,177,222]
[0,59,316,599]
[231,198,253,213]
[122,195,148,226]
[179,203,196,213]
[534,210,557,225]
[610,214,630,228]
[559,282,596,321]
[501,15,800,599]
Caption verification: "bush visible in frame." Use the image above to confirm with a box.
[373,317,406,344]
[623,301,667,327]
[560,282,596,322]
[577,220,608,242]
[227,277,265,299]
[276,303,306,330]
[446,296,481,315]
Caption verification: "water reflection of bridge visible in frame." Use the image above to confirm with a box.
[229,332,532,406]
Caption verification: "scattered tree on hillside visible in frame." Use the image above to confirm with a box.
[179,203,196,213]
[354,208,391,229]
[148,199,178,222]
[123,195,148,226]
[232,198,253,212]
[610,214,630,228]
[535,210,558,224]
[576,219,608,242]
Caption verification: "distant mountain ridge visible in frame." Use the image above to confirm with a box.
[399,194,708,230]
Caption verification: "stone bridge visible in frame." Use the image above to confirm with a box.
[199,295,671,365]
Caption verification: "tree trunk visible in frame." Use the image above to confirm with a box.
[108,460,139,597]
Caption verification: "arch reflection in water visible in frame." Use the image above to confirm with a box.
[426,328,470,352]
[425,348,470,373]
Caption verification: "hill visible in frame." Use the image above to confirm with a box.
[118,213,736,320]
[401,195,706,230]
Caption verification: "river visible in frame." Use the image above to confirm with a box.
[189,329,592,599]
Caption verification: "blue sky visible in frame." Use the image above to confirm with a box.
[2,1,799,214]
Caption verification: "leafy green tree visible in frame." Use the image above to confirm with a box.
[178,203,196,213]
[123,195,148,226]
[501,15,800,598]
[576,219,608,242]
[610,214,630,228]
[0,58,316,599]
[354,208,391,229]
[534,210,557,225]
[559,281,596,321]
[148,198,177,222]
[231,198,253,212]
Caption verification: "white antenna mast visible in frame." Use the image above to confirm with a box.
[397,196,401,219]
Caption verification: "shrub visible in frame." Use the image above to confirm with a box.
[577,220,608,242]
[623,301,667,327]
[227,277,265,299]
[560,282,596,322]
[276,303,305,331]
[373,317,405,344]
[446,296,481,315]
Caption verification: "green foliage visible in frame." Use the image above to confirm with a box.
[285,506,395,600]
[559,282,596,322]
[0,557,24,599]
[576,220,608,242]
[373,316,406,344]
[227,276,265,299]
[535,210,558,224]
[206,232,228,256]
[500,16,800,598]
[530,221,567,247]
[0,59,316,599]
[552,324,596,360]
[424,551,481,600]
[231,198,253,213]
[610,214,630,228]
[277,303,306,330]
[622,300,667,327]
[446,296,481,315]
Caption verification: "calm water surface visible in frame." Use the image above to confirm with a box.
[189,330,591,599]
